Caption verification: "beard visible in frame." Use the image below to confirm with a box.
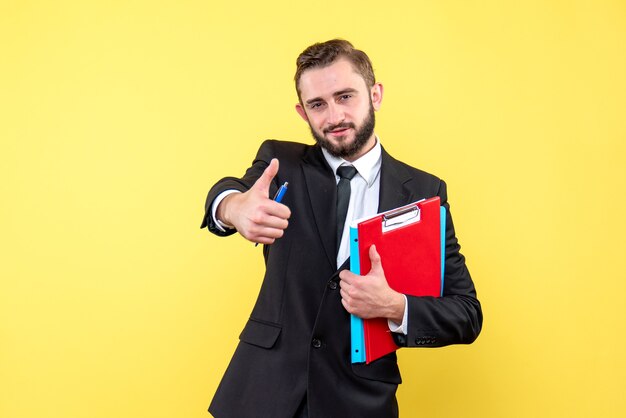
[308,104,376,160]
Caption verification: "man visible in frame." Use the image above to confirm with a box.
[201,39,482,418]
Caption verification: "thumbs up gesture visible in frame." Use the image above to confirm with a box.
[339,245,405,323]
[216,158,291,245]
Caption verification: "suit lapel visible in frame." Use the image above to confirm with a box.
[301,145,338,270]
[378,146,414,212]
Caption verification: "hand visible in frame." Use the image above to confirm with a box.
[216,158,291,244]
[339,245,405,322]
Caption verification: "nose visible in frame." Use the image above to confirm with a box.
[326,102,345,126]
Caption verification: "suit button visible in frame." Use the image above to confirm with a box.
[312,338,322,348]
[328,281,338,290]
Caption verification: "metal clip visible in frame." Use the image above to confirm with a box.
[383,206,420,228]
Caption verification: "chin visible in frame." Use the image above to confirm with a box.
[327,137,350,147]
[328,139,354,153]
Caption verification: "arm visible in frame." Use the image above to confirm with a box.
[399,180,482,347]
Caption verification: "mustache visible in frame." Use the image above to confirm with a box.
[323,122,355,134]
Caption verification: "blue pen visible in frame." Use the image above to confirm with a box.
[255,182,289,247]
[273,181,288,203]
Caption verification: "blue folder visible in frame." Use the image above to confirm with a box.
[350,226,366,363]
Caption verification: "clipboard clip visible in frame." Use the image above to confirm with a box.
[382,205,421,232]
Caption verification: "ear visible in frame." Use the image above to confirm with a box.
[295,103,309,122]
[371,82,384,111]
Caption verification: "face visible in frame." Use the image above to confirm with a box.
[295,58,383,161]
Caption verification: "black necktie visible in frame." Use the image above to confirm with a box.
[336,165,358,251]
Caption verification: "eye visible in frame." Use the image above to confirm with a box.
[339,94,352,101]
[309,102,325,110]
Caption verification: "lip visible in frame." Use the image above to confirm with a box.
[328,127,351,137]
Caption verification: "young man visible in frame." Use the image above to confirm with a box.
[201,39,482,418]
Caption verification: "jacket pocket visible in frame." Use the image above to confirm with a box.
[239,318,282,349]
[351,352,402,384]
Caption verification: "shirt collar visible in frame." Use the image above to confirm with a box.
[321,137,382,187]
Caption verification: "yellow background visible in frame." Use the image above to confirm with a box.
[1,1,625,417]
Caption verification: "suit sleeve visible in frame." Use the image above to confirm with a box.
[393,180,483,348]
[200,140,280,236]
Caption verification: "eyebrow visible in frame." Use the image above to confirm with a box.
[305,88,359,105]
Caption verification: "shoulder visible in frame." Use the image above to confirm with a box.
[382,147,443,187]
[253,140,317,174]
[256,139,313,160]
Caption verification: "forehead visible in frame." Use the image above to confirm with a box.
[298,58,368,101]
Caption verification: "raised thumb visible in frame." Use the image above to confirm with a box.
[369,245,384,273]
[253,158,279,195]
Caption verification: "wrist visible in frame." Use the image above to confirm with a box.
[386,292,405,324]
[216,193,238,228]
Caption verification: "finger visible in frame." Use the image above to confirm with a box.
[253,236,276,245]
[253,226,287,240]
[252,214,288,232]
[264,201,291,220]
[262,215,289,230]
[369,245,384,274]
[252,158,279,195]
[340,298,352,314]
[250,204,289,230]
[339,277,350,292]
[339,286,353,304]
[249,227,286,244]
[339,269,355,283]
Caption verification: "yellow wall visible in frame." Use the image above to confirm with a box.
[1,1,625,417]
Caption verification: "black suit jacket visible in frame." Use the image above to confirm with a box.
[202,140,482,418]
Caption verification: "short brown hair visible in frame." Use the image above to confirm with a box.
[294,39,376,100]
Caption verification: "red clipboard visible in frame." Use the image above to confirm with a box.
[355,196,442,364]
